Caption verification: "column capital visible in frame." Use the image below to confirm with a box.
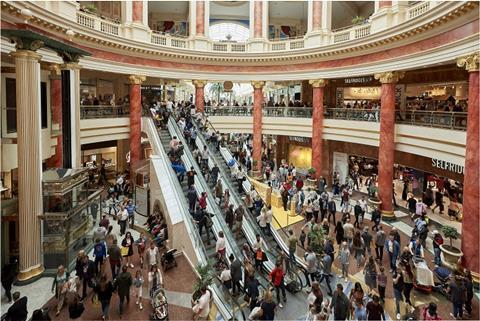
[457,53,479,72]
[309,79,327,87]
[128,75,146,85]
[251,81,265,89]
[49,64,62,78]
[374,71,405,84]
[193,80,207,88]
[61,62,82,70]
[10,49,42,61]
[9,37,44,52]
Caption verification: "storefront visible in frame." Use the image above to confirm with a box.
[276,136,312,170]
[81,139,130,178]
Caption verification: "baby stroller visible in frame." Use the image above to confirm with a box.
[412,256,434,293]
[433,266,452,298]
[161,248,178,271]
[150,286,168,321]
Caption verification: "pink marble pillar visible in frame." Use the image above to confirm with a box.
[312,1,322,31]
[254,1,263,38]
[132,1,143,23]
[252,81,264,172]
[128,75,145,168]
[46,66,62,168]
[310,80,326,178]
[379,1,392,9]
[196,1,205,36]
[194,80,206,113]
[457,54,479,277]
[375,71,404,216]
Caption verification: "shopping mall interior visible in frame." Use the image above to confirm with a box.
[0,0,479,320]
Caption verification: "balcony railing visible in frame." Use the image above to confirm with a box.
[204,107,467,130]
[80,105,130,119]
[76,11,120,36]
[332,23,371,44]
[396,110,468,130]
[408,1,431,19]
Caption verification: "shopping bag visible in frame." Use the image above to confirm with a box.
[121,246,129,257]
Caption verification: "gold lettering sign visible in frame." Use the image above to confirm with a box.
[343,87,381,100]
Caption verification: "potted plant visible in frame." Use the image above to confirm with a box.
[307,225,325,256]
[192,262,214,301]
[306,167,317,187]
[251,160,262,179]
[84,4,97,13]
[352,16,365,25]
[439,225,463,268]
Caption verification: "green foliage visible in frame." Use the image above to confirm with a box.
[308,167,317,175]
[352,16,365,25]
[193,262,214,296]
[308,225,325,255]
[84,4,97,13]
[441,225,460,247]
[208,83,224,102]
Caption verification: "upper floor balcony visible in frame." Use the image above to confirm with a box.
[6,0,474,56]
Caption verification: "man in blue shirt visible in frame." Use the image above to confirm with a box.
[93,238,106,277]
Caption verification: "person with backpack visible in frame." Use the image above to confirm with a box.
[93,238,106,277]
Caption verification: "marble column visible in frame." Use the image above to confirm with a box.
[132,1,143,23]
[46,65,62,168]
[374,71,404,219]
[128,75,146,169]
[252,81,265,172]
[312,1,322,31]
[253,1,263,38]
[196,1,205,36]
[378,0,392,9]
[457,53,479,278]
[309,79,327,179]
[193,80,207,113]
[12,49,45,282]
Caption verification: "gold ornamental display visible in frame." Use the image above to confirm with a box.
[223,81,233,92]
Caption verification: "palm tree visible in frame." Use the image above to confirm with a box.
[209,82,224,103]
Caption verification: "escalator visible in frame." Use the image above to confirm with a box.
[144,117,246,320]
[195,119,308,289]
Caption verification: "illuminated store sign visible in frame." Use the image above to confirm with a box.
[343,87,381,100]
[431,158,464,174]
[344,76,374,84]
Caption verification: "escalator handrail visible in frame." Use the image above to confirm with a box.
[145,117,238,321]
[193,125,280,273]
[167,117,244,261]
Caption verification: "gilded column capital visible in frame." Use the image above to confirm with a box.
[9,37,44,52]
[309,79,327,88]
[128,75,146,85]
[193,80,207,88]
[10,50,42,61]
[49,64,62,77]
[457,53,479,72]
[374,71,405,84]
[61,62,82,70]
[251,81,265,89]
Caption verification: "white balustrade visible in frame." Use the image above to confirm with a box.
[171,38,187,48]
[354,24,371,39]
[408,1,431,19]
[151,32,167,45]
[333,31,350,43]
[100,20,119,35]
[76,12,96,29]
[289,40,305,50]
[231,43,246,52]
[212,43,228,52]
[271,42,286,51]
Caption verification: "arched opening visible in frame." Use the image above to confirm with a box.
[209,22,250,42]
[331,1,374,30]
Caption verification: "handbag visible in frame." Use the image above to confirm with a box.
[92,293,100,306]
[121,246,129,257]
[248,306,263,320]
[262,252,268,262]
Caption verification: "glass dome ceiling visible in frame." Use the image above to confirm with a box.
[209,22,250,42]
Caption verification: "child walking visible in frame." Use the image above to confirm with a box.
[339,241,350,279]
[134,270,144,310]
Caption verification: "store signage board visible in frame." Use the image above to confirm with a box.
[343,87,381,100]
[431,158,464,174]
[345,76,374,84]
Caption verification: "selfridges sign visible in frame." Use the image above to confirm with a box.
[431,158,464,174]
